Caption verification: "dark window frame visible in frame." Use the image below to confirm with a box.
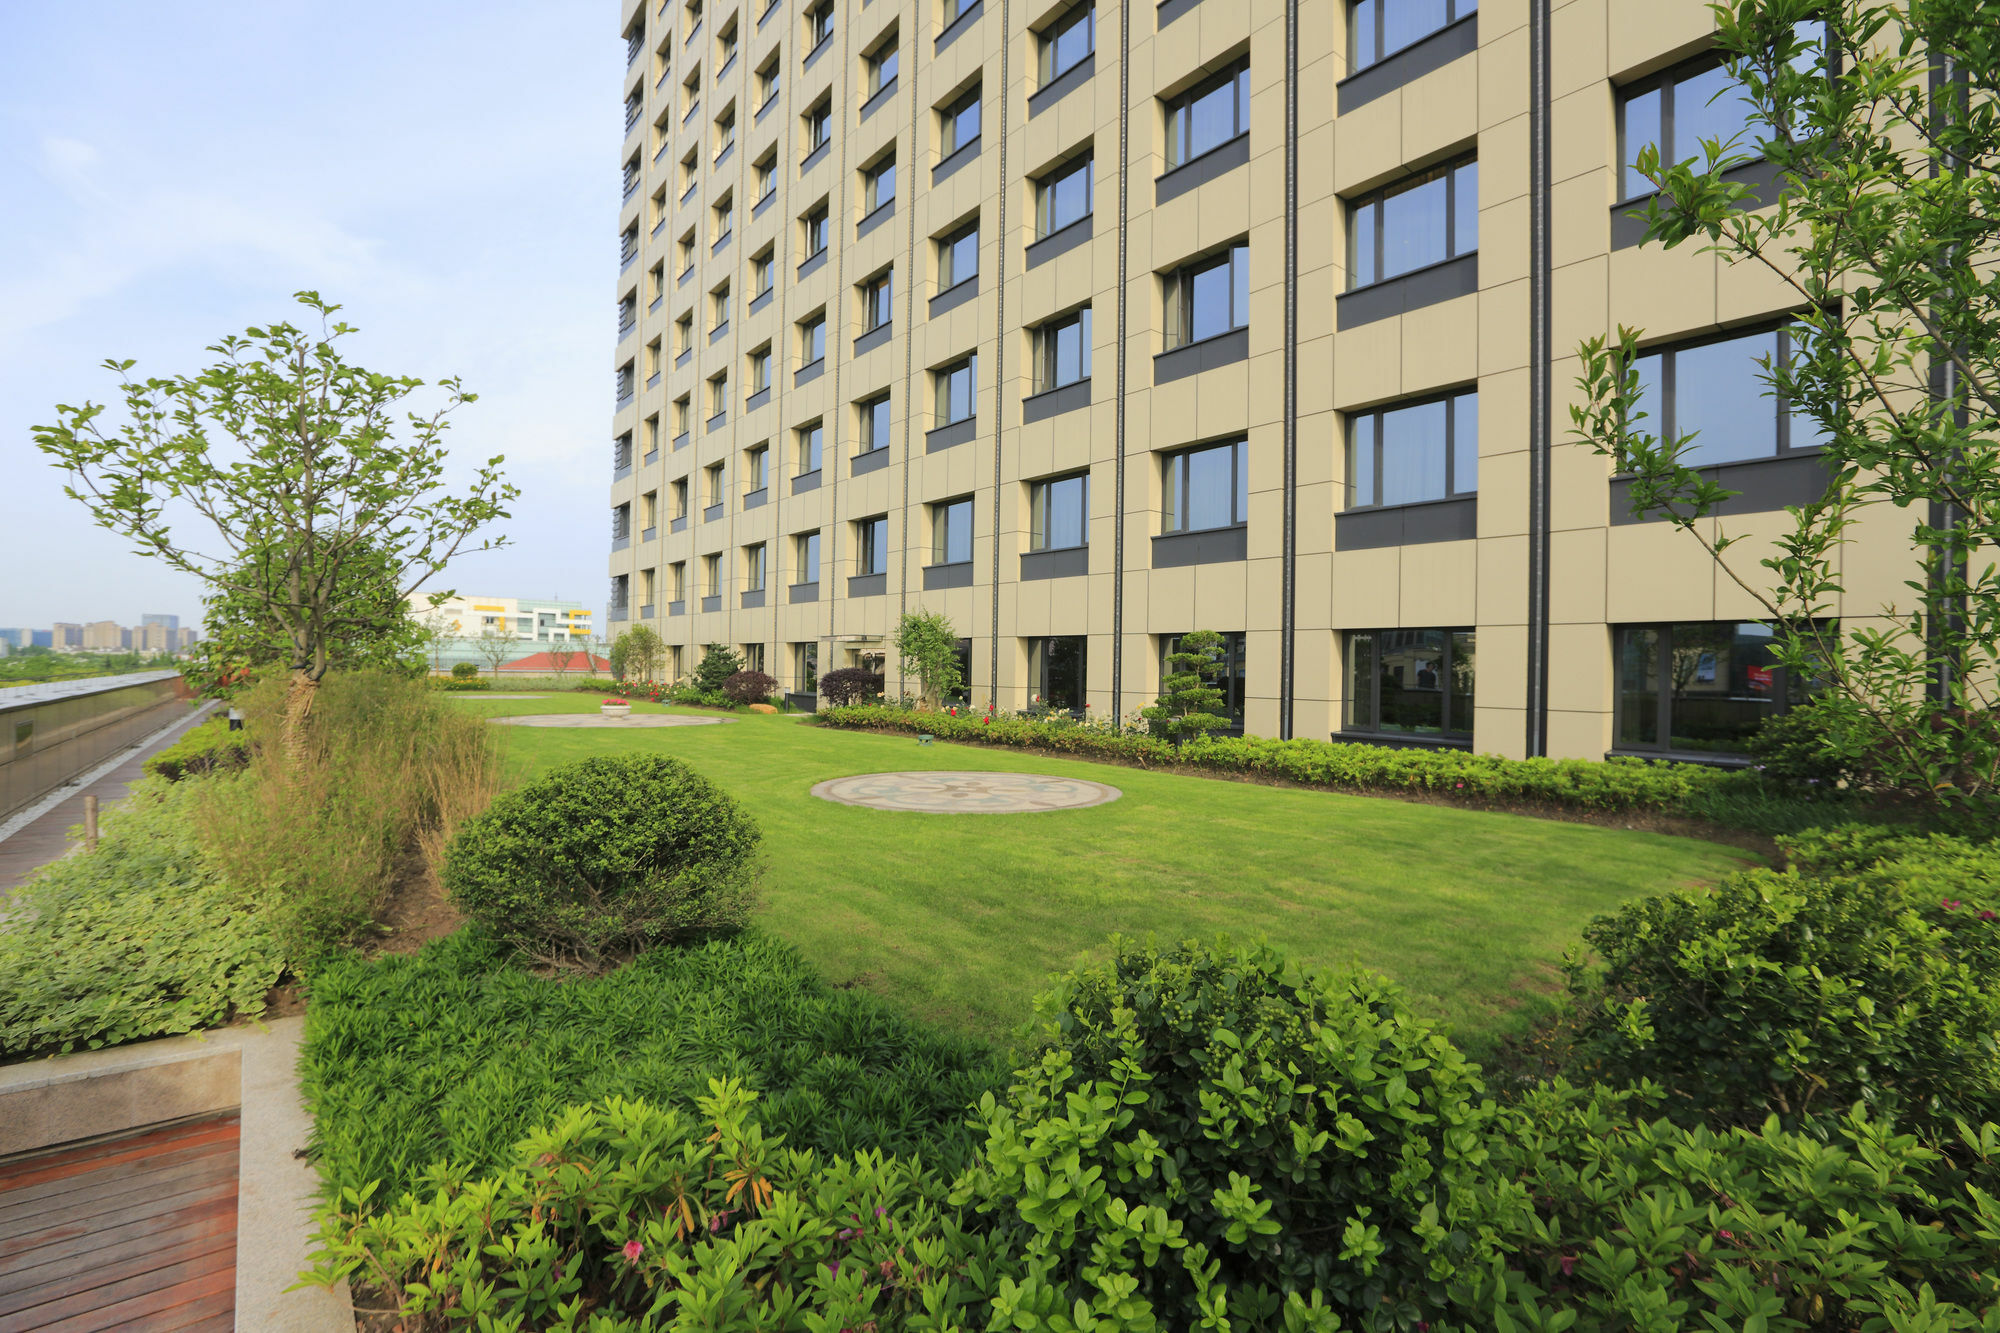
[935,353,978,426]
[861,269,895,332]
[1163,59,1250,170]
[1029,470,1090,551]
[1343,627,1476,742]
[1034,306,1092,391]
[797,419,825,474]
[938,219,980,287]
[1345,386,1478,509]
[1348,0,1477,72]
[858,391,893,452]
[1614,620,1821,758]
[1346,154,1478,290]
[1625,320,1819,469]
[1028,635,1089,713]
[1038,2,1095,84]
[1163,242,1250,349]
[940,85,983,156]
[856,513,891,574]
[931,495,976,564]
[1035,154,1094,237]
[1161,437,1249,534]
[1160,630,1248,725]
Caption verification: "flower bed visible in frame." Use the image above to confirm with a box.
[816,704,1731,815]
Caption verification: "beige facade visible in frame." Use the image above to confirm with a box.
[81,621,124,652]
[607,0,1896,761]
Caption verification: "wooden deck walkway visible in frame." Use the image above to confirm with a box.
[0,1114,239,1331]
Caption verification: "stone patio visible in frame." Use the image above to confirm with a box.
[810,770,1123,813]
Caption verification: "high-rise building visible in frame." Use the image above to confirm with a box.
[141,613,180,633]
[30,630,53,649]
[82,621,124,652]
[137,622,172,653]
[51,623,81,650]
[605,0,1895,761]
[0,629,22,651]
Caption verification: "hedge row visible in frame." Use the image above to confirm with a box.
[815,705,1730,813]
[142,717,251,782]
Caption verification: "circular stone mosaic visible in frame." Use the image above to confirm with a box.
[488,714,733,728]
[810,770,1122,814]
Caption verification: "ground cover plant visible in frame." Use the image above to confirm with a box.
[142,715,250,781]
[299,928,1003,1205]
[452,692,1752,1048]
[0,777,282,1060]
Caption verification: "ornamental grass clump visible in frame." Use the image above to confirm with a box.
[442,753,759,968]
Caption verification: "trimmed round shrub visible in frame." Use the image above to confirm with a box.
[817,667,884,707]
[1561,831,2000,1135]
[721,668,776,705]
[956,938,1501,1331]
[443,754,760,967]
[450,661,479,680]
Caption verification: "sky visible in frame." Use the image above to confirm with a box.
[0,2,620,633]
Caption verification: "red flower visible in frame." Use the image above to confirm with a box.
[1981,910,1996,922]
[623,1239,644,1263]
[1943,899,1962,910]
[1558,1255,1576,1276]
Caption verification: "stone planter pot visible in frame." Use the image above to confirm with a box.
[600,704,632,719]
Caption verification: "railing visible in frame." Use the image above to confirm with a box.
[0,672,193,824]
[626,30,645,65]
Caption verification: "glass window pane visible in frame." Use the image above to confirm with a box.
[1047,636,1086,710]
[1352,0,1379,70]
[1674,63,1757,167]
[1667,621,1780,754]
[1676,331,1779,465]
[1622,86,1660,199]
[1379,399,1448,505]
[1631,350,1663,448]
[955,95,980,146]
[1448,630,1476,734]
[1382,0,1447,57]
[1078,307,1092,379]
[1349,414,1376,507]
[1350,201,1376,287]
[1346,632,1377,729]
[1453,161,1478,254]
[1378,628,1447,734]
[1189,258,1232,343]
[1381,174,1448,278]
[1234,441,1248,523]
[1188,78,1237,159]
[1184,444,1234,530]
[1162,454,1182,530]
[1232,245,1250,329]
[1617,626,1660,746]
[1451,393,1478,494]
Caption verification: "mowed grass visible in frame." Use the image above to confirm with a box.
[458,694,1756,1052]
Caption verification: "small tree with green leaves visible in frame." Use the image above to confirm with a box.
[894,611,963,710]
[1570,2,1999,812]
[614,626,667,684]
[473,629,516,678]
[693,643,744,693]
[31,292,515,757]
[546,641,577,680]
[1143,630,1232,746]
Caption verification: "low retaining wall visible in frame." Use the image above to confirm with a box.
[0,672,192,823]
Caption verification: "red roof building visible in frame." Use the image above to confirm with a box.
[497,650,612,674]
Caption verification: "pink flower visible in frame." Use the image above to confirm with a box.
[1943,899,1962,910]
[1718,1229,1734,1240]
[1981,910,1997,922]
[623,1240,644,1263]
[1558,1255,1576,1276]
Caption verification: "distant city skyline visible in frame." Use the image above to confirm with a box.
[0,4,619,631]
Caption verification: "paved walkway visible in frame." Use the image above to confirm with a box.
[0,702,215,897]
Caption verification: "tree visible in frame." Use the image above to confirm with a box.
[474,629,516,678]
[31,293,516,755]
[546,640,578,680]
[577,634,606,677]
[1570,1,2000,810]
[615,626,666,683]
[415,609,455,676]
[693,643,744,693]
[1142,630,1233,746]
[894,611,962,710]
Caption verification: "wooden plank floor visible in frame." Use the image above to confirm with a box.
[0,1114,238,1332]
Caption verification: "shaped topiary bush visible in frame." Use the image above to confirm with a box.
[721,668,776,705]
[450,660,478,679]
[816,667,884,707]
[954,938,1501,1332]
[442,754,759,967]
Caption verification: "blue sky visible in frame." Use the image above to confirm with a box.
[0,2,620,632]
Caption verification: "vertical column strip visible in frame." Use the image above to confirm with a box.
[1111,0,1132,722]
[1279,0,1300,739]
[987,0,1012,706]
[1524,0,1552,758]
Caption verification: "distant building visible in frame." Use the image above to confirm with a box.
[82,621,124,652]
[0,629,21,650]
[141,613,180,632]
[175,626,198,652]
[137,622,172,653]
[407,594,596,674]
[51,623,81,649]
[30,630,52,649]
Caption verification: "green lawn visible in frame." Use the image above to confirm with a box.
[459,694,1756,1052]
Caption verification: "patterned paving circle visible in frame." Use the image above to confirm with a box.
[811,770,1122,813]
[489,714,733,728]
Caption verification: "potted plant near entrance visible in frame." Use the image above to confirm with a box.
[600,696,632,719]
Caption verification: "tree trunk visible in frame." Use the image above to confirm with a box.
[282,669,318,763]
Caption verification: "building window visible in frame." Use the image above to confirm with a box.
[758,56,781,111]
[862,270,894,331]
[1038,3,1094,84]
[1347,389,1477,508]
[1163,60,1249,169]
[1348,156,1477,288]
[797,421,824,473]
[866,35,899,96]
[711,282,732,329]
[709,373,729,417]
[713,193,734,241]
[714,104,736,158]
[717,16,738,66]
[938,221,979,287]
[670,560,687,600]
[1618,25,1825,200]
[676,313,694,355]
[803,203,830,258]
[800,312,827,364]
[671,477,689,519]
[932,496,974,565]
[746,444,769,492]
[1033,307,1092,391]
[754,153,777,204]
[1617,621,1816,755]
[858,392,892,452]
[753,248,775,296]
[1345,628,1475,741]
[703,552,721,595]
[1036,156,1093,236]
[935,354,977,425]
[749,346,771,394]
[857,515,889,574]
[1029,471,1088,550]
[943,0,977,22]
[705,462,726,507]
[1160,631,1247,723]
[1630,324,1823,466]
[863,155,897,212]
[795,640,819,690]
[940,86,981,155]
[745,543,767,592]
[678,230,697,275]
[674,396,693,436]
[795,530,821,582]
[1162,438,1248,533]
[1163,243,1249,349]
[804,99,832,155]
[806,0,835,50]
[1029,636,1087,712]
[1349,0,1477,73]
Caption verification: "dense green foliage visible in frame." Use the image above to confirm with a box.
[1561,828,2000,1136]
[0,778,281,1060]
[299,929,1002,1203]
[442,754,759,965]
[956,938,1499,1331]
[1444,1080,2000,1331]
[722,668,777,704]
[0,649,180,686]
[693,642,745,692]
[142,716,250,782]
[894,610,963,709]
[817,667,884,706]
[611,625,667,682]
[431,676,490,691]
[1142,629,1232,745]
[450,660,478,679]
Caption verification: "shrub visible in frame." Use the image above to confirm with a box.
[0,778,282,1060]
[1559,834,2000,1136]
[693,643,745,692]
[300,929,1003,1203]
[450,660,478,679]
[817,667,884,706]
[954,939,1500,1331]
[143,717,250,781]
[431,676,489,692]
[194,671,499,969]
[1443,1080,2000,1330]
[722,668,776,705]
[442,753,759,966]
[302,1084,1011,1332]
